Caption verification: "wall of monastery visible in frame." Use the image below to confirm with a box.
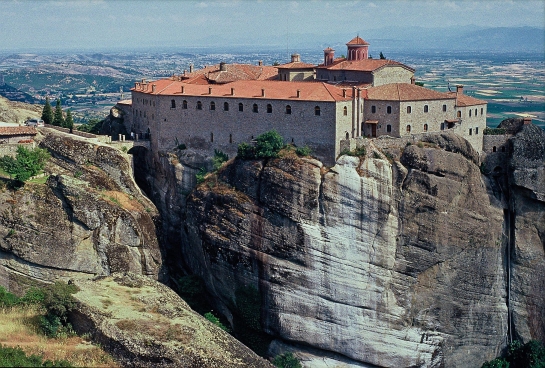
[399,99,455,135]
[132,91,343,166]
[455,104,487,152]
[316,70,374,84]
[483,134,510,154]
[363,100,401,137]
[372,66,414,86]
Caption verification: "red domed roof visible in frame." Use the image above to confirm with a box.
[347,36,369,45]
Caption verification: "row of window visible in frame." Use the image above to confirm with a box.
[169,99,321,115]
[370,104,449,114]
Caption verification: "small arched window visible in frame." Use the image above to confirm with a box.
[423,123,428,132]
[343,106,347,116]
[424,105,429,113]
[387,124,392,133]
[441,123,445,130]
[481,107,484,115]
[469,128,472,135]
[229,134,232,143]
[315,106,321,116]
[182,100,187,109]
[493,146,497,152]
[475,108,478,116]
[210,101,215,110]
[171,99,176,108]
[387,106,392,114]
[239,103,244,112]
[210,132,214,142]
[443,104,447,112]
[457,111,461,118]
[469,109,472,117]
[224,102,229,111]
[406,125,411,133]
[286,105,292,114]
[197,101,202,110]
[475,127,479,135]
[253,104,258,113]
[407,106,412,114]
[346,132,350,139]
[267,104,272,113]
[371,106,376,113]
[501,146,505,152]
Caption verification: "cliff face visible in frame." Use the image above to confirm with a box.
[177,133,509,367]
[0,130,163,293]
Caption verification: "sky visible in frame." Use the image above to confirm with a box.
[1,0,544,51]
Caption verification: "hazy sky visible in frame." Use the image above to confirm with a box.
[1,0,544,51]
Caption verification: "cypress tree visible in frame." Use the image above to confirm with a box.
[41,97,53,125]
[52,98,64,127]
[64,109,74,133]
[379,51,386,59]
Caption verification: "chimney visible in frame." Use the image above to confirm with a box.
[181,86,185,94]
[291,53,300,63]
[261,88,265,97]
[141,78,146,84]
[183,70,187,75]
[220,62,227,71]
[189,64,194,73]
[296,90,301,98]
[342,89,347,98]
[208,87,212,94]
[523,117,532,125]
[456,85,464,94]
[258,60,263,66]
[410,76,415,85]
[135,82,140,89]
[324,47,335,66]
[231,87,235,96]
[152,84,156,93]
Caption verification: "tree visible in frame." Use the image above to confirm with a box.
[64,109,74,133]
[0,146,50,184]
[41,97,53,125]
[254,130,284,158]
[379,51,386,59]
[52,98,64,126]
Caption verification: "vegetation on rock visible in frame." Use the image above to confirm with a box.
[272,352,302,368]
[237,130,284,159]
[0,146,50,184]
[481,340,545,368]
[0,344,71,367]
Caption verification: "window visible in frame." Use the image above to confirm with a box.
[441,123,445,130]
[424,105,429,113]
[423,123,428,132]
[171,99,176,108]
[387,124,392,133]
[286,105,291,114]
[475,109,477,116]
[346,132,350,139]
[469,109,472,117]
[443,104,447,112]
[475,127,479,135]
[481,108,484,115]
[224,102,229,111]
[457,111,461,118]
[343,106,347,116]
[197,101,202,110]
[371,105,376,113]
[239,103,244,112]
[253,104,258,113]
[210,101,215,110]
[210,133,214,142]
[501,146,505,152]
[407,106,412,114]
[315,106,320,116]
[267,104,272,113]
[387,106,392,114]
[469,128,472,135]
[406,125,411,133]
[182,100,187,109]
[229,134,232,144]
[493,146,497,152]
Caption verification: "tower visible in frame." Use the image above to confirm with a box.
[323,47,335,66]
[346,36,369,61]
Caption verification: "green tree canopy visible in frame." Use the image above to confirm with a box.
[41,97,53,125]
[52,98,64,127]
[0,146,50,184]
[64,109,74,132]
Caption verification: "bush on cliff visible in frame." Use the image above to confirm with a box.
[237,130,284,159]
[0,146,50,184]
[0,344,71,367]
[39,281,79,338]
[272,352,302,368]
[481,339,545,368]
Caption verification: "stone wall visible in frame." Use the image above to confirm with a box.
[372,66,414,86]
[483,134,510,153]
[455,104,487,152]
[0,142,35,157]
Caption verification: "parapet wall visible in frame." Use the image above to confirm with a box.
[483,134,511,153]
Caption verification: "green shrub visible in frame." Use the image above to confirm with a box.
[177,143,187,150]
[295,146,312,157]
[482,340,545,368]
[340,146,366,157]
[484,127,507,135]
[272,352,302,368]
[237,130,285,160]
[213,149,229,170]
[19,287,45,306]
[0,344,71,367]
[237,142,256,159]
[0,146,50,184]
[195,167,207,184]
[204,312,230,332]
[0,286,19,307]
[38,281,78,337]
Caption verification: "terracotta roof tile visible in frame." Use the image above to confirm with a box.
[134,79,353,102]
[366,83,454,101]
[276,61,316,69]
[446,92,487,106]
[316,59,414,72]
[347,36,369,45]
[0,126,37,136]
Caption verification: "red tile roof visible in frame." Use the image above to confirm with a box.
[316,58,414,72]
[276,61,316,70]
[0,126,37,136]
[347,36,369,45]
[181,63,279,84]
[133,79,354,102]
[365,83,454,101]
[446,92,487,106]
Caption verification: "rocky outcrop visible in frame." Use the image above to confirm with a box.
[177,134,508,367]
[69,272,272,368]
[0,130,163,294]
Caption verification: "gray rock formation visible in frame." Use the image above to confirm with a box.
[0,130,163,294]
[69,272,272,368]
